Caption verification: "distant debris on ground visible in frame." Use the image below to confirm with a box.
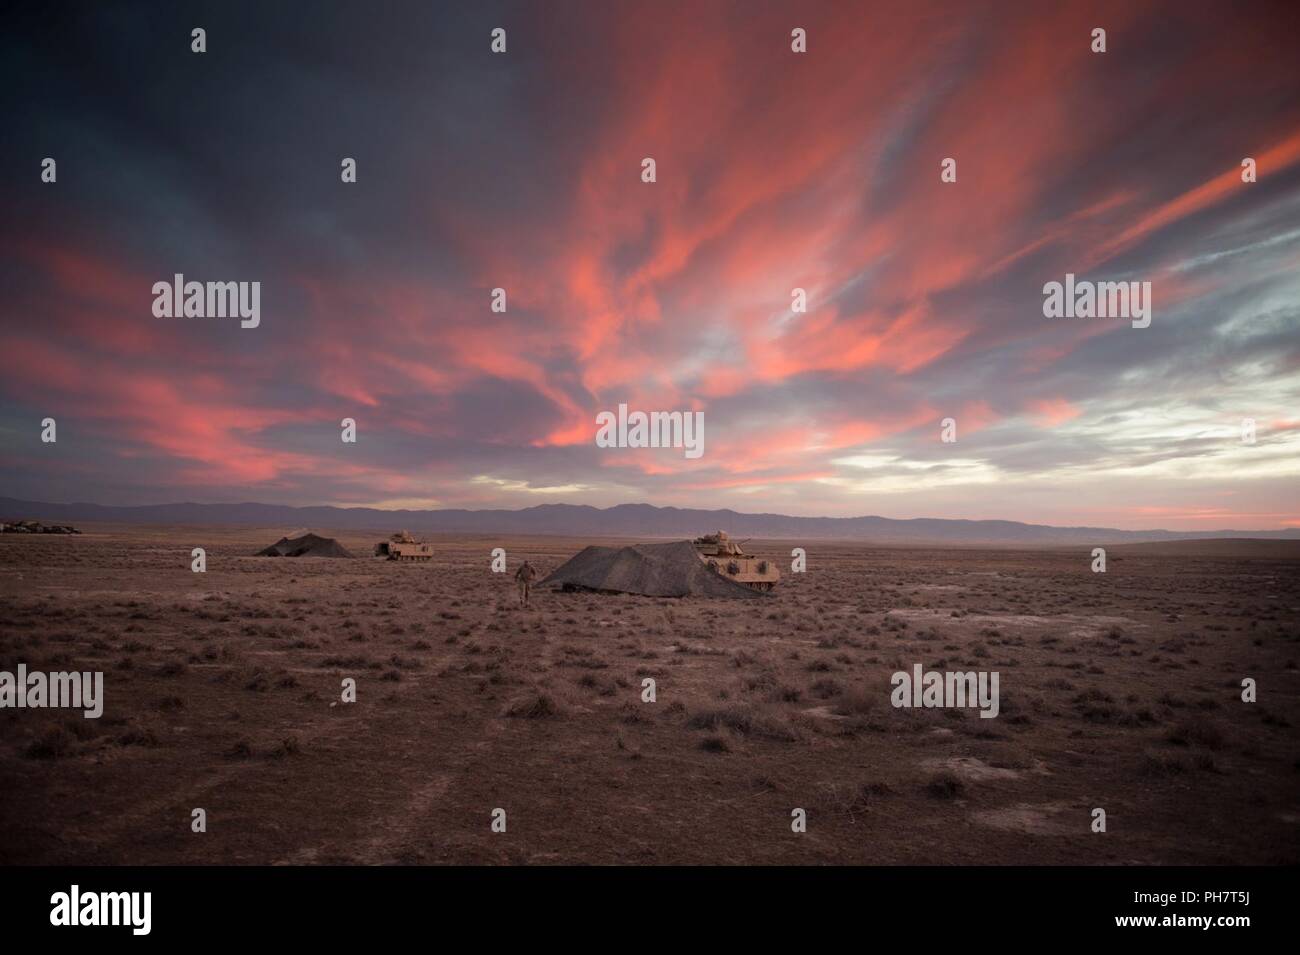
[1,520,82,535]
[255,533,354,558]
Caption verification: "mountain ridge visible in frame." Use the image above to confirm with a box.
[3,496,1297,546]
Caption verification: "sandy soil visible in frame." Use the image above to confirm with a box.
[1,524,1297,865]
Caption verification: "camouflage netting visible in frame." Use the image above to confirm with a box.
[539,540,762,598]
[256,533,354,558]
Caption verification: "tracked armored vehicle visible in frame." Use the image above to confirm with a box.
[692,530,779,592]
[374,530,433,562]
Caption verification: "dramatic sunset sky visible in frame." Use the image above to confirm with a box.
[2,1,1298,529]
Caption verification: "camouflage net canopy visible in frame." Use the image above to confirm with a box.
[539,540,762,598]
[255,533,354,558]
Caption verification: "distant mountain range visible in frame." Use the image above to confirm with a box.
[2,496,1297,546]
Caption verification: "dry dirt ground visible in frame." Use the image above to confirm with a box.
[1,524,1298,865]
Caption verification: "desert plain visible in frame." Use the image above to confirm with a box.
[1,524,1297,865]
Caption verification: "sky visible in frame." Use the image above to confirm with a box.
[1,0,1298,530]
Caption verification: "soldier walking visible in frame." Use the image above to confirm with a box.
[515,560,538,607]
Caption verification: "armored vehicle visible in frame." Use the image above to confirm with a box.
[374,530,433,562]
[691,530,780,592]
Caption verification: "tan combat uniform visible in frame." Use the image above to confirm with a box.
[515,561,538,606]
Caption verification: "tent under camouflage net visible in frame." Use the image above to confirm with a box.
[539,540,763,598]
[256,533,354,558]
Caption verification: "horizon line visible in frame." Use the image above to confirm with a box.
[2,494,1296,536]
